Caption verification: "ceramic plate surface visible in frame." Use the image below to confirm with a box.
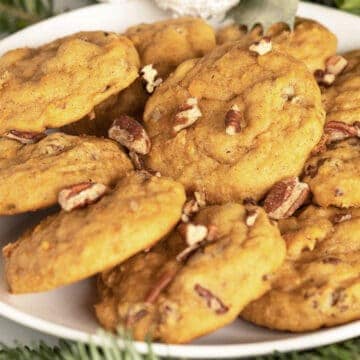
[0,1,359,358]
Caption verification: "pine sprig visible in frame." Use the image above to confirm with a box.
[0,334,359,360]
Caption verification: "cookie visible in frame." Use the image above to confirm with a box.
[3,172,186,293]
[303,138,360,208]
[64,18,216,136]
[95,203,285,343]
[322,50,360,126]
[143,41,325,204]
[242,205,360,332]
[0,31,140,134]
[217,18,337,73]
[0,133,133,215]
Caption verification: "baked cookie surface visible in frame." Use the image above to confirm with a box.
[64,17,216,136]
[0,133,133,215]
[303,138,360,208]
[3,172,186,293]
[242,205,360,332]
[0,31,140,134]
[322,50,360,126]
[216,18,337,73]
[95,203,285,343]
[143,41,325,204]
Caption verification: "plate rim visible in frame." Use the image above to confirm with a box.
[0,1,360,358]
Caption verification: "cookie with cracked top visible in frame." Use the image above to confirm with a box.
[143,40,325,204]
[95,203,285,343]
[3,172,186,293]
[0,31,140,134]
[242,205,360,332]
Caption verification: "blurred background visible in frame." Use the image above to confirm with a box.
[0,0,359,37]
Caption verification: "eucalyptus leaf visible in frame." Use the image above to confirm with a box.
[227,0,299,32]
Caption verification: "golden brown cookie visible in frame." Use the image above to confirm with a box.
[303,138,360,208]
[95,203,286,343]
[242,205,360,332]
[322,50,360,126]
[3,172,186,293]
[217,18,337,73]
[0,133,133,215]
[143,41,325,204]
[0,31,140,134]
[64,17,216,136]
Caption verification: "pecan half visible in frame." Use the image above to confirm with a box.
[4,130,46,144]
[145,268,178,304]
[314,69,335,86]
[173,98,202,133]
[225,105,246,135]
[245,208,259,227]
[264,177,310,220]
[326,55,348,76]
[108,115,151,155]
[58,182,107,212]
[249,37,272,56]
[324,121,360,143]
[140,64,163,94]
[194,284,229,314]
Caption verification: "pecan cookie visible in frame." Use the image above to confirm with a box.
[95,203,285,343]
[3,172,186,293]
[242,205,360,332]
[143,41,325,204]
[322,50,360,127]
[303,138,360,208]
[217,18,337,73]
[0,31,140,134]
[64,17,216,136]
[0,133,133,215]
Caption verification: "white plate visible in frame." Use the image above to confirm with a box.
[0,1,359,358]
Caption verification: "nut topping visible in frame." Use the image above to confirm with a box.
[326,55,348,76]
[249,37,272,56]
[314,69,335,86]
[108,115,151,155]
[4,130,46,144]
[173,98,202,133]
[194,284,229,314]
[178,222,208,247]
[332,213,352,224]
[245,208,259,227]
[58,182,107,212]
[145,268,178,304]
[324,121,360,143]
[264,177,310,220]
[225,105,246,135]
[140,64,163,94]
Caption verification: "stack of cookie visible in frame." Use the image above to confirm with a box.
[0,15,359,343]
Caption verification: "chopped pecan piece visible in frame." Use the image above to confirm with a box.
[326,55,348,76]
[178,222,208,247]
[173,98,202,133]
[264,177,310,220]
[58,182,107,212]
[225,105,247,135]
[181,191,206,222]
[249,37,272,55]
[140,64,163,94]
[145,268,178,304]
[4,130,46,144]
[333,213,352,224]
[108,115,151,155]
[245,208,259,227]
[194,284,229,314]
[314,69,335,86]
[324,121,360,143]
